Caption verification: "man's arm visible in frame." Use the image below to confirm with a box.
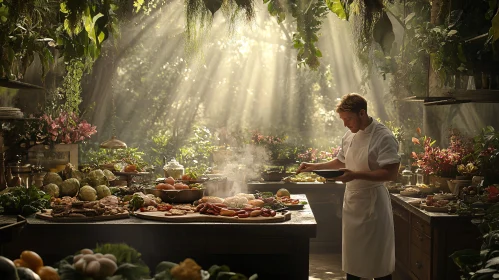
[297,158,346,174]
[338,163,400,182]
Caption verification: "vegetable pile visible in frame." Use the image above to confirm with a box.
[0,186,51,215]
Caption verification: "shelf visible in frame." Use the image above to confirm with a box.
[397,96,450,102]
[417,90,499,106]
[0,78,44,90]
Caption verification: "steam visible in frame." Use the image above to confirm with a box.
[208,145,269,197]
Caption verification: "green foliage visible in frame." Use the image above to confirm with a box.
[82,146,150,171]
[0,186,51,215]
[326,0,349,20]
[451,204,499,280]
[177,126,218,170]
[0,0,127,80]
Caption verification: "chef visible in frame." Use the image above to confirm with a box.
[297,93,400,280]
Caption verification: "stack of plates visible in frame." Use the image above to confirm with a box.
[0,107,23,119]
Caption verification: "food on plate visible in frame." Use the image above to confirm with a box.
[223,196,248,208]
[72,250,118,279]
[404,187,419,192]
[195,202,276,218]
[276,188,291,197]
[277,196,300,205]
[433,193,456,200]
[236,193,256,200]
[247,199,265,207]
[50,196,129,218]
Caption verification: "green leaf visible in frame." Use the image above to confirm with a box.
[325,0,348,20]
[60,2,68,13]
[315,49,322,57]
[477,268,497,274]
[489,9,499,43]
[97,31,105,44]
[133,0,144,13]
[447,30,458,36]
[487,257,499,268]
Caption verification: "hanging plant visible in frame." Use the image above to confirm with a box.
[184,0,256,55]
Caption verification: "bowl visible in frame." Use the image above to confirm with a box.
[312,169,345,178]
[145,188,204,203]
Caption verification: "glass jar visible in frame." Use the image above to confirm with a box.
[415,168,425,186]
[401,166,413,186]
[163,158,184,179]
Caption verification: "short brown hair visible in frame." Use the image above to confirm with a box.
[335,93,367,113]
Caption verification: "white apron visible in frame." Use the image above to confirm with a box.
[342,123,395,278]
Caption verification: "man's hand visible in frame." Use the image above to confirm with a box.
[334,168,357,183]
[296,162,318,174]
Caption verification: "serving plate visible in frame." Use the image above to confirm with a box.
[312,169,345,178]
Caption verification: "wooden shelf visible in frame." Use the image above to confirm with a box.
[0,78,44,90]
[417,90,499,106]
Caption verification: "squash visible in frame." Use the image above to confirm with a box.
[0,256,19,280]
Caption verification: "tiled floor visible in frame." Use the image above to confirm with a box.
[309,253,345,280]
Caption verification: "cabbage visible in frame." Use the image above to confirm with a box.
[60,178,80,197]
[43,183,60,198]
[79,185,97,201]
[95,185,112,199]
[87,169,109,187]
[43,172,63,186]
[102,169,117,181]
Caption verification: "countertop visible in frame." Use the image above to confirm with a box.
[391,193,472,224]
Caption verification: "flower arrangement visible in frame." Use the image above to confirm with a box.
[297,146,341,162]
[411,128,472,178]
[11,112,97,150]
[38,112,97,146]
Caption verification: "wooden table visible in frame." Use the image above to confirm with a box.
[0,194,316,279]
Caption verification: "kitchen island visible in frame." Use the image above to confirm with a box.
[0,194,316,279]
[247,180,346,253]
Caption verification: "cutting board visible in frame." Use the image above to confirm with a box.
[134,211,291,223]
[36,210,129,223]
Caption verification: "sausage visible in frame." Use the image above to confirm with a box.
[220,209,236,217]
[250,210,262,217]
[236,210,247,215]
[196,203,205,212]
[238,213,249,218]
[213,203,228,208]
[261,212,270,217]
[200,203,210,214]
[270,210,276,217]
[206,209,217,215]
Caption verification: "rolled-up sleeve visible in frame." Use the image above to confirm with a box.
[336,131,350,163]
[377,134,400,167]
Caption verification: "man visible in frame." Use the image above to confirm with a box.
[297,93,400,280]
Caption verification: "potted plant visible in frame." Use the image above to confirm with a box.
[469,126,499,185]
[411,128,472,191]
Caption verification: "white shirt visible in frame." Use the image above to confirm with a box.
[336,119,400,170]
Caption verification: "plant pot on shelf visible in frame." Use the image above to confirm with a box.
[429,175,452,193]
